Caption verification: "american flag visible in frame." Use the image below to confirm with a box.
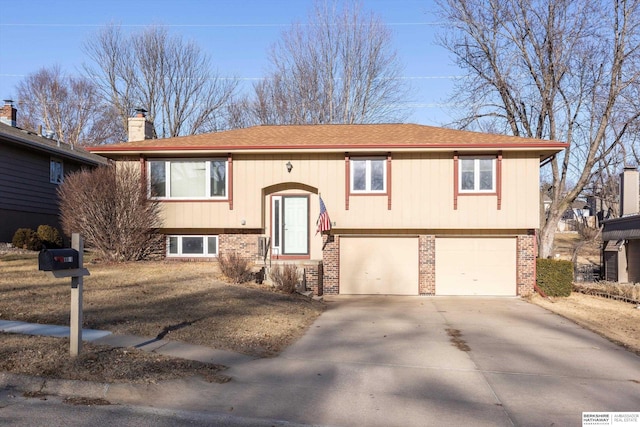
[316,196,332,235]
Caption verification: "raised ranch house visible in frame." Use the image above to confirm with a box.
[0,100,107,242]
[88,114,566,296]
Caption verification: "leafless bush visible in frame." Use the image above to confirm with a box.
[574,281,640,303]
[218,252,253,283]
[58,163,164,262]
[269,264,300,294]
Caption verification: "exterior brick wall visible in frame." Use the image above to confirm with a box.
[302,261,323,296]
[419,235,436,295]
[219,233,263,262]
[516,232,536,296]
[321,234,340,295]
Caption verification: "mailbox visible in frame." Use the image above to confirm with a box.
[38,248,79,271]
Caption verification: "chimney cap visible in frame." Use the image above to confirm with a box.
[134,108,148,117]
[3,99,14,105]
[623,165,638,171]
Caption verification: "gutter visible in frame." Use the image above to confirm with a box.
[2,131,108,166]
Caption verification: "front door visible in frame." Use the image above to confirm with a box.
[272,195,309,256]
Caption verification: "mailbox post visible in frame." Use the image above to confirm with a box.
[70,234,84,357]
[38,233,89,357]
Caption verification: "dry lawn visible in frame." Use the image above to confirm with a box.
[529,293,640,355]
[0,251,324,384]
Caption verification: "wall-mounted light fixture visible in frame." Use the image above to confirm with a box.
[286,161,293,173]
[241,219,246,226]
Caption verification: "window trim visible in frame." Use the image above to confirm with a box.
[345,154,392,210]
[458,156,497,194]
[453,152,502,210]
[166,235,218,258]
[349,156,387,194]
[50,158,64,184]
[147,158,229,200]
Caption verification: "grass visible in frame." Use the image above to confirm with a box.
[0,252,325,358]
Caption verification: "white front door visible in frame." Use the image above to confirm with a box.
[272,195,309,256]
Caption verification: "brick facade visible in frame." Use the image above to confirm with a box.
[302,261,323,296]
[516,232,537,296]
[219,233,262,262]
[419,235,436,295]
[321,234,340,295]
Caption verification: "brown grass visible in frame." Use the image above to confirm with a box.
[0,252,324,358]
[0,251,324,384]
[529,293,640,355]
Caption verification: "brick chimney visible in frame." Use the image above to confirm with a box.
[127,108,154,142]
[0,99,17,127]
[620,166,639,216]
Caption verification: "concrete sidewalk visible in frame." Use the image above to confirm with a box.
[2,297,640,427]
[0,319,255,367]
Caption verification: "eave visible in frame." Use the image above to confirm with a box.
[88,142,567,160]
[1,126,108,166]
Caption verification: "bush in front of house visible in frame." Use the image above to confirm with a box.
[57,164,164,262]
[536,258,573,297]
[37,225,63,249]
[269,263,300,294]
[218,252,253,283]
[11,228,43,251]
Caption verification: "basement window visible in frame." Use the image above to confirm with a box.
[167,235,218,257]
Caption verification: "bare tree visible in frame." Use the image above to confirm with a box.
[83,25,238,138]
[16,65,124,145]
[252,0,409,125]
[58,164,164,262]
[437,0,640,257]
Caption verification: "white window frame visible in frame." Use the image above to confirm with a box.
[148,158,228,200]
[166,235,218,257]
[350,157,387,194]
[50,158,64,184]
[458,156,496,193]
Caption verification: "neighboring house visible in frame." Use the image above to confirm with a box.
[0,100,108,242]
[602,167,640,283]
[88,114,566,296]
[542,194,595,231]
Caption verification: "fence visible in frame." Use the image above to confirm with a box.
[574,263,600,283]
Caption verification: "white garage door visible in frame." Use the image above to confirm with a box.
[340,237,418,295]
[436,237,516,296]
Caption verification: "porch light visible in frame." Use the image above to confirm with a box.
[286,161,293,173]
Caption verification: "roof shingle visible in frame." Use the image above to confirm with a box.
[88,123,567,154]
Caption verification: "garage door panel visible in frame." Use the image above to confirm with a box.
[436,237,516,296]
[340,237,418,295]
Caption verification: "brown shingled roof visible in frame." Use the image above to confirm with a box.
[88,123,566,154]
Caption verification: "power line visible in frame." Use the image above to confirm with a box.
[0,22,442,28]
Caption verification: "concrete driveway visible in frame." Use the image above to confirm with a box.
[100,296,639,426]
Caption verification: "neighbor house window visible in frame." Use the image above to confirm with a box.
[459,157,496,193]
[50,158,63,184]
[148,159,227,199]
[167,235,218,257]
[350,157,386,193]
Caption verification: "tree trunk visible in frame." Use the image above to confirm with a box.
[539,206,566,258]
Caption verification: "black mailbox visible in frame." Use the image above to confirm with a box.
[38,248,79,271]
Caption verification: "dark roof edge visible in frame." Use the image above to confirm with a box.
[602,215,640,241]
[1,125,108,166]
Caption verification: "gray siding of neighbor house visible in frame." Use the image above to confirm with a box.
[0,143,86,242]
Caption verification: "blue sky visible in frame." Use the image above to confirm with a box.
[0,0,462,126]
